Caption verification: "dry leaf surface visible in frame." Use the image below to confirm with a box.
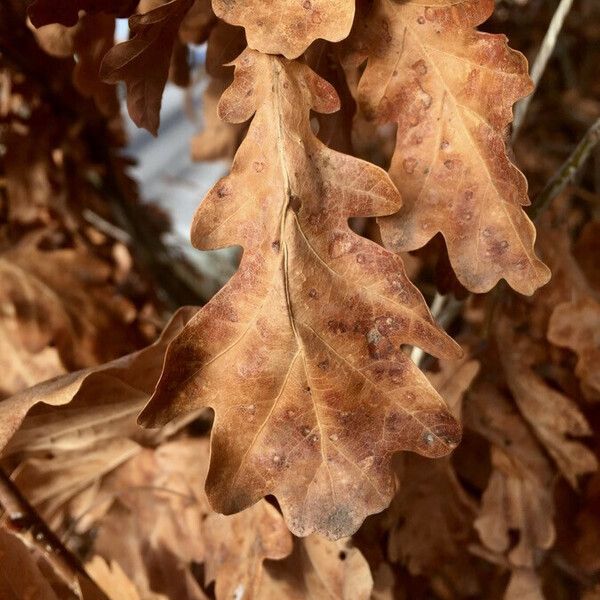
[355,0,549,294]
[100,0,194,134]
[141,48,462,539]
[212,0,355,59]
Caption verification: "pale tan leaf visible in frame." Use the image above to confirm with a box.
[0,307,197,455]
[497,314,598,487]
[548,297,600,401]
[466,385,555,569]
[85,557,142,600]
[0,528,60,600]
[203,501,292,600]
[259,535,373,600]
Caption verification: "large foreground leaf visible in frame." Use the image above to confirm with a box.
[140,48,462,539]
[355,0,550,294]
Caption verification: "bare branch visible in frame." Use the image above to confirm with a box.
[530,116,600,220]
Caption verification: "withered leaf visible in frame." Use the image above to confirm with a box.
[100,0,194,135]
[0,307,197,455]
[355,0,550,294]
[85,557,142,600]
[72,14,120,117]
[28,0,137,28]
[0,528,61,600]
[0,234,139,397]
[203,501,293,599]
[140,48,462,539]
[383,355,480,596]
[191,78,245,162]
[548,297,600,401]
[497,314,598,487]
[465,385,555,570]
[212,0,355,59]
[178,0,215,44]
[259,535,373,600]
[90,439,211,600]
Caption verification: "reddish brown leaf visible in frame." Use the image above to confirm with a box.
[354,0,550,294]
[100,0,194,135]
[212,0,355,59]
[140,48,462,539]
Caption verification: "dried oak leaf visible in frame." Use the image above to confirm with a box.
[31,15,118,116]
[497,314,598,487]
[0,307,196,455]
[355,0,550,294]
[548,297,600,401]
[178,0,215,44]
[11,439,141,531]
[28,0,137,28]
[90,439,211,600]
[0,235,139,376]
[465,384,555,570]
[140,48,462,539]
[100,0,194,135]
[73,14,120,117]
[191,78,245,162]
[259,535,373,600]
[85,557,142,600]
[191,21,247,161]
[203,501,293,599]
[212,0,355,59]
[383,354,480,596]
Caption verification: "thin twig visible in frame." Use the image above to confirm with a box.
[512,0,575,142]
[529,116,600,220]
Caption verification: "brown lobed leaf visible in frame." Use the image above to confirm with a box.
[354,0,550,294]
[72,14,120,117]
[191,78,245,162]
[0,234,141,399]
[466,385,555,571]
[497,313,598,487]
[203,501,293,599]
[212,0,355,60]
[259,535,373,600]
[85,557,142,600]
[548,297,600,401]
[140,48,462,539]
[0,307,197,455]
[89,439,211,600]
[28,0,137,28]
[100,0,194,135]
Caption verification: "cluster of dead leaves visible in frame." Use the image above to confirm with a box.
[1,0,600,599]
